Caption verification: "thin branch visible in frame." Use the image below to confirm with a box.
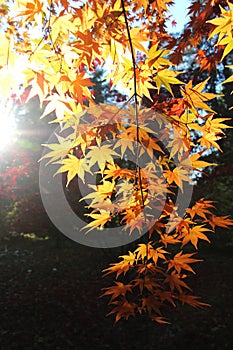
[121,0,145,213]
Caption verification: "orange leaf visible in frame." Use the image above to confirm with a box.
[167,251,202,274]
[101,282,133,302]
[177,294,210,309]
[207,215,233,230]
[181,225,211,249]
[186,198,215,219]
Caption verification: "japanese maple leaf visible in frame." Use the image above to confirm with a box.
[150,0,173,15]
[41,93,73,120]
[154,68,183,95]
[54,154,91,185]
[178,294,210,309]
[101,282,133,302]
[129,28,148,53]
[203,115,231,134]
[122,210,147,235]
[222,65,233,86]
[142,136,164,159]
[166,216,193,235]
[86,144,119,171]
[103,163,134,181]
[82,210,111,233]
[186,198,215,219]
[107,299,137,322]
[73,30,101,66]
[181,79,218,113]
[135,243,151,261]
[167,251,202,274]
[218,34,233,61]
[90,180,115,200]
[147,42,170,69]
[103,260,132,279]
[181,225,211,249]
[189,153,215,169]
[135,0,148,11]
[159,234,181,247]
[148,246,169,264]
[198,131,222,151]
[134,243,168,263]
[151,316,170,324]
[164,167,190,191]
[207,215,233,230]
[15,0,45,22]
[207,2,233,42]
[141,294,161,315]
[80,180,115,207]
[70,72,94,103]
[167,128,190,158]
[119,251,135,266]
[40,139,73,165]
[114,137,136,158]
[164,271,192,293]
[133,275,160,293]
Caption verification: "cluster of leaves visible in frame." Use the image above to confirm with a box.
[207,1,233,105]
[0,0,233,323]
[101,197,233,323]
[167,0,231,71]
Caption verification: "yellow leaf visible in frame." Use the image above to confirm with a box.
[40,139,72,164]
[82,210,112,233]
[207,3,233,40]
[222,75,233,85]
[0,34,16,67]
[181,79,218,114]
[129,27,148,53]
[54,154,91,185]
[198,132,222,151]
[164,167,190,191]
[119,251,135,265]
[50,14,76,42]
[204,115,232,134]
[147,43,170,69]
[103,260,132,279]
[154,69,183,95]
[219,35,233,60]
[86,144,119,171]
[190,153,216,169]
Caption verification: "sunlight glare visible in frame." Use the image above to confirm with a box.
[0,103,16,150]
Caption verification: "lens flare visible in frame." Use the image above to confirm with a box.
[0,103,16,150]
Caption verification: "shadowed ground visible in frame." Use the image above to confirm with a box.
[0,234,233,350]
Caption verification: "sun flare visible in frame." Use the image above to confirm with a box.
[0,103,16,150]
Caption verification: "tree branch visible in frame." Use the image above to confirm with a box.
[121,0,147,242]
